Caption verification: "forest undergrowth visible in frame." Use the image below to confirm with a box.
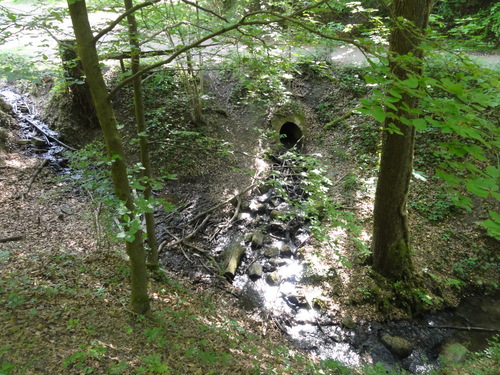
[1,56,499,374]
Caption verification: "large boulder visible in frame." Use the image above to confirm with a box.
[380,333,414,358]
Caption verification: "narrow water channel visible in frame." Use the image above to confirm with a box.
[3,87,498,374]
[0,87,70,171]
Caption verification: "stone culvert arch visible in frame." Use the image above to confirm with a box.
[270,111,306,150]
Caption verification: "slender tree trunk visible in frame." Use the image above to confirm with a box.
[66,0,150,314]
[372,0,433,281]
[123,0,159,267]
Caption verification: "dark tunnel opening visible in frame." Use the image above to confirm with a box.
[279,122,303,149]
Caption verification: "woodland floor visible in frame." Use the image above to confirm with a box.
[1,60,499,374]
[0,150,322,374]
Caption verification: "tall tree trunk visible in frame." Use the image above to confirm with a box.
[371,0,433,281]
[123,0,159,267]
[58,39,98,130]
[66,0,150,314]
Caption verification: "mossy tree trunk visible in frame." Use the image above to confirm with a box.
[371,0,433,282]
[66,0,150,314]
[123,0,159,267]
[59,39,98,129]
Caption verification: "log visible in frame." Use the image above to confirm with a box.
[0,236,24,243]
[428,325,500,332]
[221,240,245,281]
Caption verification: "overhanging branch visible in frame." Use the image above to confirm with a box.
[93,0,161,42]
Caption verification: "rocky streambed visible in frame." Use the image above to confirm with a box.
[0,87,72,171]
[158,149,499,374]
[2,87,498,374]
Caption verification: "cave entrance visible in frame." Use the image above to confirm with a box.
[279,122,303,149]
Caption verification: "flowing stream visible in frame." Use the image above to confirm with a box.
[156,148,500,373]
[3,87,499,374]
[1,87,71,171]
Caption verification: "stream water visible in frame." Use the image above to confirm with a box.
[2,88,499,374]
[0,88,70,171]
[200,152,499,373]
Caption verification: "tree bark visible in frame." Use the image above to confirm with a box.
[371,0,433,281]
[123,0,159,267]
[66,0,150,314]
[58,39,98,129]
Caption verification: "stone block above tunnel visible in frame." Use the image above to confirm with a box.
[270,112,306,150]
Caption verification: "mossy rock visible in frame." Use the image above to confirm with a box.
[381,333,414,358]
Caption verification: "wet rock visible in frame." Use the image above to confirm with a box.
[439,342,468,364]
[0,98,12,113]
[236,212,252,222]
[341,315,356,329]
[269,220,287,233]
[270,198,281,207]
[248,262,263,280]
[239,282,264,310]
[285,294,307,307]
[257,189,273,203]
[257,184,272,194]
[269,257,287,267]
[31,136,46,148]
[240,199,250,211]
[251,231,265,248]
[17,139,31,145]
[266,272,280,286]
[264,246,280,258]
[59,205,74,215]
[280,244,293,257]
[248,200,265,212]
[381,333,414,358]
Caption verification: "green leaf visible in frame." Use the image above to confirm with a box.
[466,178,498,198]
[485,166,499,179]
[402,76,419,89]
[411,118,427,130]
[364,75,378,84]
[389,87,403,99]
[372,106,385,123]
[386,122,403,135]
[478,211,500,240]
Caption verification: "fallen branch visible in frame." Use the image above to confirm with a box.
[428,325,500,332]
[221,240,246,280]
[159,214,211,252]
[187,183,257,225]
[323,108,357,131]
[0,235,24,243]
[24,117,77,151]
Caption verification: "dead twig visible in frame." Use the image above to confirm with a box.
[187,183,257,225]
[0,235,24,243]
[160,214,211,251]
